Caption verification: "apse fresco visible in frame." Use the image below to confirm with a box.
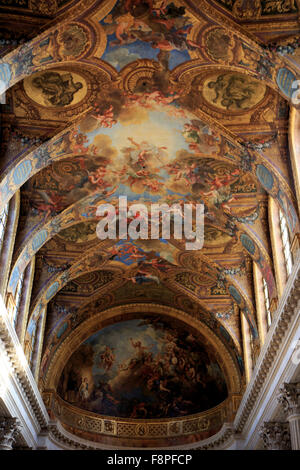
[57,317,228,419]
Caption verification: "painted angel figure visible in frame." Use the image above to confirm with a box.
[91,104,117,128]
[122,244,145,261]
[201,169,240,213]
[143,90,180,107]
[79,377,89,401]
[130,338,154,360]
[127,137,167,168]
[183,121,220,154]
[149,26,202,52]
[99,346,116,372]
[33,190,65,218]
[70,130,89,154]
[126,267,160,285]
[88,166,109,189]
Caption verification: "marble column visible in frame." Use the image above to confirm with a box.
[259,422,291,450]
[278,382,300,450]
[0,417,21,450]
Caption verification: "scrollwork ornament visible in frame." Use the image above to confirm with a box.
[29,0,58,16]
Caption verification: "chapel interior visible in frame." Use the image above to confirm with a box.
[0,0,300,451]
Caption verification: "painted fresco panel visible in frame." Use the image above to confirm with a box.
[58,317,228,419]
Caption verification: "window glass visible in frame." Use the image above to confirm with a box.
[263,278,272,329]
[0,204,9,252]
[12,272,24,326]
[279,210,293,276]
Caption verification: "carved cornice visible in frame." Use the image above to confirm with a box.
[44,422,94,450]
[194,423,235,450]
[234,253,300,433]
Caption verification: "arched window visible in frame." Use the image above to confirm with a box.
[29,326,37,367]
[15,258,35,345]
[262,278,272,329]
[279,210,293,276]
[0,203,9,252]
[0,192,20,299]
[28,307,47,380]
[12,272,24,327]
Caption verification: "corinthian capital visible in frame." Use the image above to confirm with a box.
[259,422,291,450]
[0,417,21,450]
[278,382,300,416]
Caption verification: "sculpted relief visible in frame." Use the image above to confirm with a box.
[23,70,87,107]
[203,72,266,112]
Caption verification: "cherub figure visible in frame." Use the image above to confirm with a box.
[99,346,115,372]
[33,190,65,218]
[91,104,117,128]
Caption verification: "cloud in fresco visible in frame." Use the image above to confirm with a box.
[104,47,141,70]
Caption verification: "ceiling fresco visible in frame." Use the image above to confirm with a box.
[99,0,198,71]
[57,316,228,419]
[0,0,299,445]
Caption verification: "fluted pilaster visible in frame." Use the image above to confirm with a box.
[278,382,300,449]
